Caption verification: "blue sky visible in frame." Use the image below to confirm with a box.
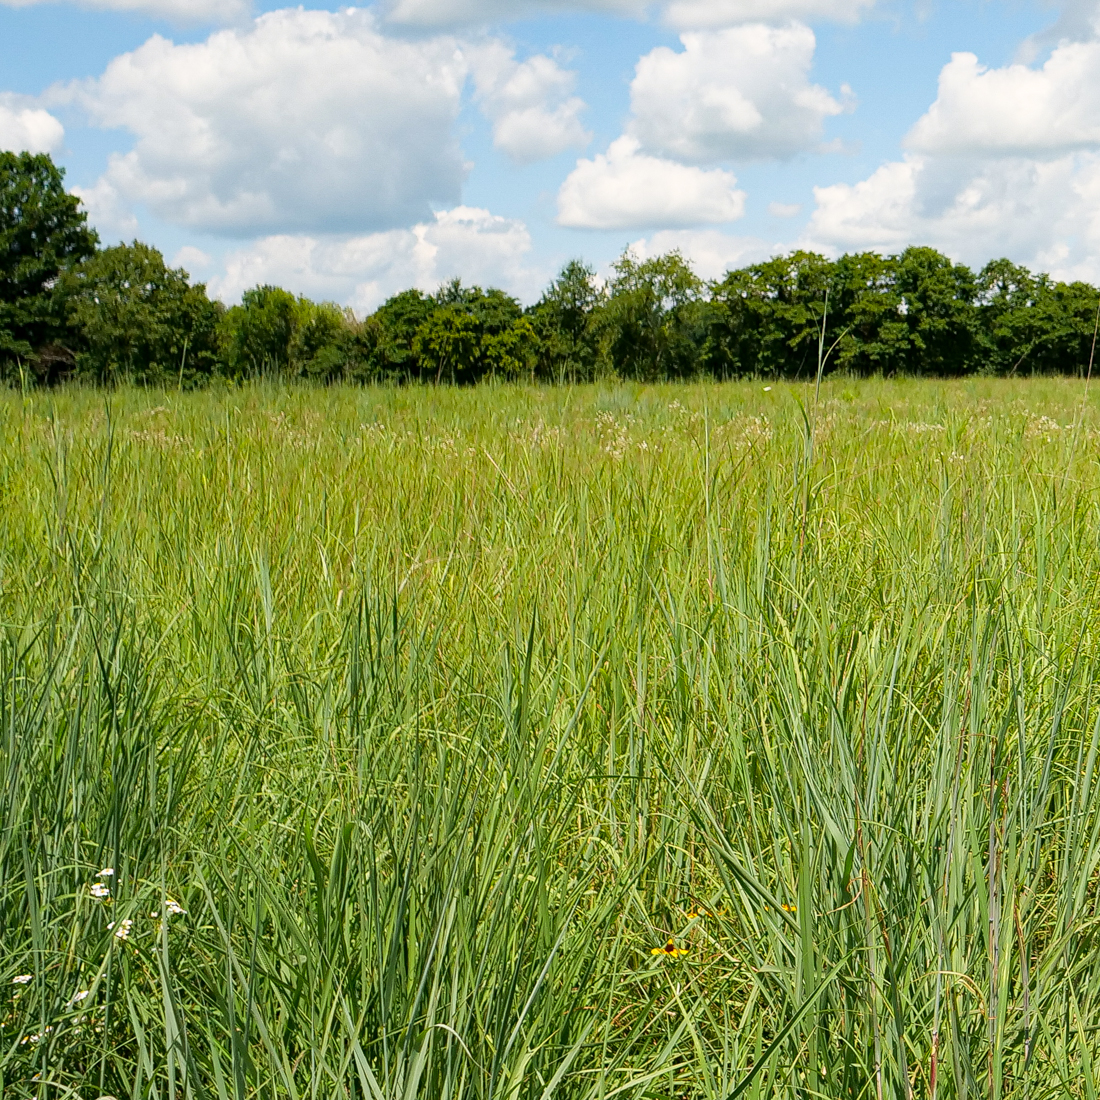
[1,0,1095,310]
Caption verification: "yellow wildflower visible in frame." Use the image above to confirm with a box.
[651,940,689,957]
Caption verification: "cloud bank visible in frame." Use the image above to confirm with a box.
[469,42,589,163]
[380,0,874,27]
[0,0,249,23]
[0,96,64,155]
[805,34,1100,282]
[628,23,846,163]
[208,207,540,314]
[557,137,746,229]
[58,9,469,236]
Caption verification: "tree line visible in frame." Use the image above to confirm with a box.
[5,150,1100,387]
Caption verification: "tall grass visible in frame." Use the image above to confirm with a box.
[3,378,1100,1099]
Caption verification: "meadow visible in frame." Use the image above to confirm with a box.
[3,377,1100,1100]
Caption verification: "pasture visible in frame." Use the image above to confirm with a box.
[3,378,1100,1100]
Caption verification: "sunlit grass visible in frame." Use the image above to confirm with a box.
[3,376,1100,1099]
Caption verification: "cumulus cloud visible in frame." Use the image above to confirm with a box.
[804,33,1100,282]
[57,9,467,236]
[208,206,541,314]
[806,152,1100,281]
[382,0,647,27]
[71,180,140,241]
[906,48,1100,156]
[627,229,770,279]
[381,0,874,26]
[172,245,213,276]
[662,0,873,28]
[628,23,847,163]
[1018,0,1100,60]
[0,0,249,22]
[469,42,589,163]
[0,96,64,154]
[557,137,746,229]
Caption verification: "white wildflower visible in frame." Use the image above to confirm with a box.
[165,898,186,917]
[95,868,114,879]
[67,990,90,1007]
[13,974,32,985]
[107,918,133,941]
[90,882,110,900]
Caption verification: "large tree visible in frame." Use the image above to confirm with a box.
[0,152,98,377]
[600,250,710,380]
[528,260,605,383]
[61,241,223,386]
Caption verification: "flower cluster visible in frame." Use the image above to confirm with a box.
[20,1025,52,1045]
[108,919,133,941]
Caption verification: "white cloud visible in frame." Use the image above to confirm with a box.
[383,0,648,27]
[558,137,746,229]
[662,0,873,28]
[381,0,874,26]
[0,0,249,22]
[58,9,468,236]
[208,206,541,314]
[0,96,64,154]
[627,229,770,279]
[906,47,1100,155]
[1018,0,1100,60]
[807,157,925,254]
[805,34,1100,282]
[172,245,213,276]
[806,152,1100,283]
[71,175,140,239]
[628,24,846,163]
[469,42,589,163]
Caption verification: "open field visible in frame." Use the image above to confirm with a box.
[5,378,1100,1100]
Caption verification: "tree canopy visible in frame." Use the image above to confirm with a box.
[0,152,98,379]
[61,241,222,386]
[3,152,1100,389]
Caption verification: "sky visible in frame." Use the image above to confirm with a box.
[2,0,1099,312]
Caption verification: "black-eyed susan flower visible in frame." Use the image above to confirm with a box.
[652,940,689,957]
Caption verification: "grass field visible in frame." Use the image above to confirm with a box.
[4,377,1100,1100]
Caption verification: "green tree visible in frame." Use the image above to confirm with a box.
[482,316,539,380]
[412,282,533,384]
[218,286,351,380]
[600,251,709,380]
[0,152,98,381]
[61,241,222,386]
[528,260,604,383]
[358,289,439,381]
[413,305,482,384]
[1030,281,1100,375]
[828,252,908,376]
[220,285,299,378]
[892,246,979,375]
[292,299,350,380]
[973,259,1100,375]
[708,251,835,378]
